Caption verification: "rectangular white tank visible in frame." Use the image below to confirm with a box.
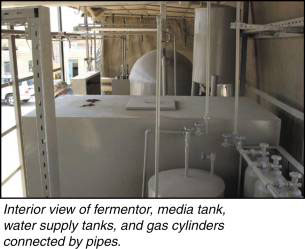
[22,96,281,197]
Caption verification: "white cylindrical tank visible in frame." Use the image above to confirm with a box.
[192,6,236,86]
[148,168,225,198]
[253,168,287,198]
[243,144,270,197]
[129,48,192,96]
[243,162,273,197]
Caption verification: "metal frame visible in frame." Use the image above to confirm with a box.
[153,2,166,198]
[7,25,27,196]
[237,145,304,197]
[232,2,304,197]
[233,1,241,135]
[231,16,304,39]
[2,6,60,197]
[57,7,65,82]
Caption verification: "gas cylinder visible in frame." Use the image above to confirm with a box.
[282,172,303,198]
[253,155,287,198]
[243,143,270,197]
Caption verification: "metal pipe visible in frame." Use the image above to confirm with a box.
[173,34,177,96]
[233,2,241,135]
[191,82,195,96]
[246,85,304,121]
[237,153,242,196]
[1,125,17,138]
[205,2,211,117]
[90,32,93,70]
[142,128,151,197]
[84,14,90,71]
[210,152,216,175]
[57,7,65,82]
[77,26,158,32]
[93,26,97,71]
[276,146,304,174]
[154,16,162,198]
[100,33,105,78]
[2,68,61,89]
[8,25,27,196]
[184,129,191,177]
[161,52,166,95]
[204,1,211,118]
[141,128,189,198]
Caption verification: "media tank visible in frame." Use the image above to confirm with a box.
[129,48,193,96]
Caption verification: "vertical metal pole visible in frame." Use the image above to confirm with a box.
[100,32,104,78]
[8,26,27,196]
[237,153,242,197]
[204,1,211,118]
[90,32,93,70]
[240,1,249,96]
[31,7,60,197]
[191,82,195,96]
[173,34,177,96]
[94,27,97,71]
[184,130,191,177]
[85,14,90,71]
[161,50,166,95]
[142,129,151,197]
[250,1,261,104]
[154,15,162,198]
[233,1,241,135]
[57,7,65,82]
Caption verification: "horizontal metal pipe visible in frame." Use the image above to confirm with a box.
[1,29,157,40]
[246,84,304,121]
[160,129,185,135]
[1,165,21,186]
[276,146,304,175]
[2,68,61,88]
[1,125,17,137]
[84,28,157,32]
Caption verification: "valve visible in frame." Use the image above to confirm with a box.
[289,172,302,188]
[271,155,282,168]
[193,121,205,136]
[235,135,246,149]
[222,133,233,147]
[259,143,270,156]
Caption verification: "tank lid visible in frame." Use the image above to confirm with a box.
[148,168,225,197]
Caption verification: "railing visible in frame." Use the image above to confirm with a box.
[246,84,304,121]
[1,67,61,88]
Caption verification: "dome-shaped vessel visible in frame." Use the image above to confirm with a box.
[129,49,192,96]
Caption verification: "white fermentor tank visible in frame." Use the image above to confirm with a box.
[148,169,225,198]
[192,6,236,86]
[129,49,192,96]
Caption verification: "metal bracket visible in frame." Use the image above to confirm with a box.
[231,17,304,39]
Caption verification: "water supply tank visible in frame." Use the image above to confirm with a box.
[192,6,236,87]
[148,168,225,198]
[129,48,192,95]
